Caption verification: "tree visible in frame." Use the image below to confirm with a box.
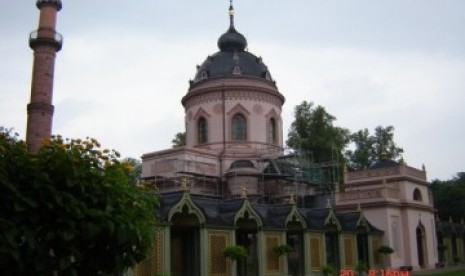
[286,101,350,186]
[0,128,158,275]
[346,126,404,170]
[345,128,375,170]
[430,173,465,221]
[373,126,403,160]
[171,132,186,148]
[287,101,350,163]
[123,157,142,184]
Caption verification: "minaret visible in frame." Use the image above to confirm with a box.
[26,0,63,152]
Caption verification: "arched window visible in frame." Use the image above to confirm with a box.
[231,113,247,141]
[413,188,422,201]
[198,117,208,144]
[267,118,277,144]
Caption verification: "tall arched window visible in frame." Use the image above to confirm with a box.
[267,118,277,144]
[231,113,247,141]
[413,188,422,201]
[198,117,208,144]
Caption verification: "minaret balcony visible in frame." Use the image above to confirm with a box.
[29,28,63,51]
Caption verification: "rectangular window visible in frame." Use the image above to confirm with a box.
[310,235,323,269]
[266,234,281,272]
[344,236,355,268]
[209,231,230,275]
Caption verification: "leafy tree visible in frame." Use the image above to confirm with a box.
[171,132,186,148]
[373,126,404,160]
[345,128,374,170]
[287,101,350,163]
[0,128,158,275]
[123,157,142,184]
[346,126,404,170]
[430,173,465,221]
[286,101,350,186]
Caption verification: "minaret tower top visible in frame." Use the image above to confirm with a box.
[26,0,63,152]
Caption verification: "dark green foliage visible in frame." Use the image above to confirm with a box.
[377,245,394,255]
[223,245,248,260]
[321,263,334,276]
[287,101,350,163]
[171,132,186,148]
[430,173,465,221]
[123,157,142,184]
[272,244,293,256]
[377,245,394,269]
[286,101,350,186]
[0,128,158,275]
[346,126,404,170]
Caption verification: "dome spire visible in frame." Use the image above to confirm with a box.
[218,0,247,52]
[229,0,235,27]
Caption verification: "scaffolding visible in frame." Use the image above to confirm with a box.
[143,147,340,203]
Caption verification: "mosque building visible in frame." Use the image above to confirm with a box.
[24,1,464,276]
[135,3,441,276]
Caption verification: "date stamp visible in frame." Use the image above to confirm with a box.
[339,269,410,276]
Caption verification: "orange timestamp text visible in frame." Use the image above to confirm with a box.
[339,269,410,276]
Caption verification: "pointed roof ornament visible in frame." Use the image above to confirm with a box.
[180,176,189,191]
[229,0,235,27]
[357,203,362,212]
[241,186,248,199]
[380,150,389,160]
[218,0,247,52]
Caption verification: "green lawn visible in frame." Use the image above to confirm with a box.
[413,269,465,276]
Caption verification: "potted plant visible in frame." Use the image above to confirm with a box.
[224,245,248,275]
[377,245,394,269]
[224,245,248,260]
[272,244,293,256]
[321,263,334,276]
[355,261,368,276]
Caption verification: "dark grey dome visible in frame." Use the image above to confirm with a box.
[192,50,273,84]
[218,26,247,52]
[190,4,274,86]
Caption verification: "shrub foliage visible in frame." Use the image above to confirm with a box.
[0,129,157,275]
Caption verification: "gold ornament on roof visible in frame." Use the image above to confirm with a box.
[180,176,189,191]
[241,186,247,199]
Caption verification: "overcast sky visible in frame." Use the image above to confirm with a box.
[1,1,464,181]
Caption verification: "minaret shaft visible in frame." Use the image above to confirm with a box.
[26,1,62,153]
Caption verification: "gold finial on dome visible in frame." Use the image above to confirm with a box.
[180,176,189,191]
[241,186,248,199]
[229,0,235,26]
[380,150,388,160]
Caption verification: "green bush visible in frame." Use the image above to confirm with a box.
[272,244,293,256]
[0,129,158,275]
[223,245,248,260]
